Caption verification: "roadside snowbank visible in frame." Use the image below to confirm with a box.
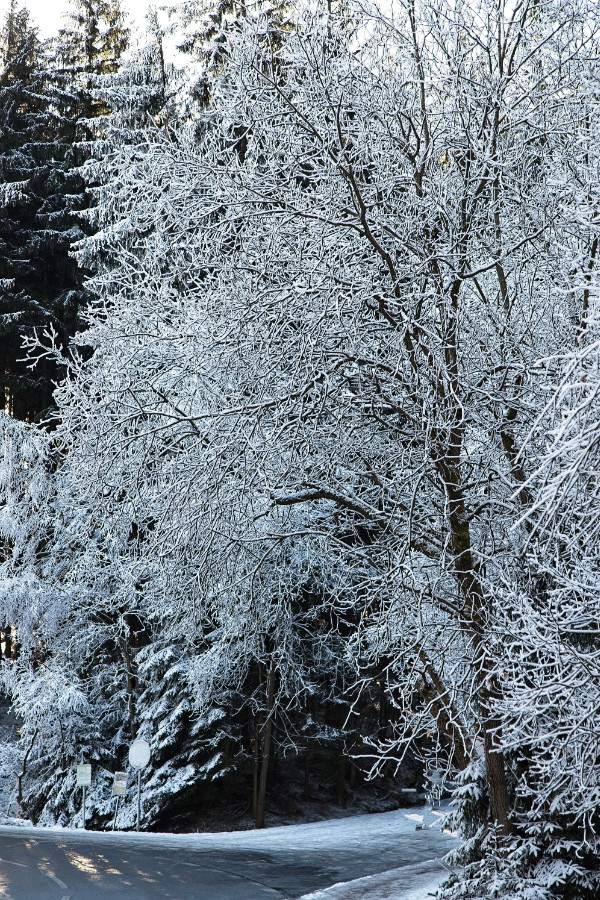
[297,858,457,900]
[0,803,453,851]
[0,804,459,898]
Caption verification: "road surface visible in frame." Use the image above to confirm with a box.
[0,809,458,899]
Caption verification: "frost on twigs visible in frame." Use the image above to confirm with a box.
[2,0,600,864]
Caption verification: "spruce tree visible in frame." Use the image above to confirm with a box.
[0,3,81,420]
[55,0,129,117]
[0,1,129,422]
[56,0,129,75]
[169,0,292,108]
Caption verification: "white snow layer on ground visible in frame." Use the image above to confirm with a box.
[1,802,452,849]
[297,858,455,900]
[0,804,459,899]
[293,807,458,900]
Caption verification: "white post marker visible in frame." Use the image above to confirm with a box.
[128,739,150,832]
[112,771,127,831]
[76,763,91,829]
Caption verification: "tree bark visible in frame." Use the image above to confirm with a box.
[255,660,276,829]
[484,710,512,830]
[304,744,311,800]
[336,748,346,808]
[252,718,259,821]
[443,469,513,833]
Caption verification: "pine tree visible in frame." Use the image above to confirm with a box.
[0,0,129,423]
[129,643,236,830]
[168,0,292,108]
[0,3,85,420]
[56,0,129,76]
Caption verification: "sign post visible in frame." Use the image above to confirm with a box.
[76,763,92,829]
[128,739,150,833]
[112,771,127,831]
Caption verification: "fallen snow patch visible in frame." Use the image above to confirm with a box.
[0,804,455,853]
[297,858,457,900]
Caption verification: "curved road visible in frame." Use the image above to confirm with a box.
[0,811,457,899]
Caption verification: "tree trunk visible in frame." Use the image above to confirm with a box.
[252,718,259,821]
[255,660,276,829]
[304,744,311,800]
[2,625,11,660]
[336,748,346,808]
[268,715,278,788]
[444,470,513,833]
[16,728,37,814]
[482,689,512,832]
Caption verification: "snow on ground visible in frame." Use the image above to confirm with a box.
[297,858,455,900]
[292,807,458,900]
[0,803,459,899]
[0,802,454,850]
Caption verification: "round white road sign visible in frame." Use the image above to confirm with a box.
[129,738,151,769]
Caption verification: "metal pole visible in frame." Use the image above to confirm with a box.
[136,769,141,832]
[82,785,86,830]
[112,795,120,831]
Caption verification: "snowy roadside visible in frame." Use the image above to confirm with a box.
[0,802,455,849]
[0,803,459,899]
[293,806,458,900]
[297,858,456,900]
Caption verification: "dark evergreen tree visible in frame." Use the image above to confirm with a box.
[0,0,129,422]
[98,14,169,138]
[168,0,292,108]
[129,643,236,830]
[0,3,81,420]
[56,0,129,76]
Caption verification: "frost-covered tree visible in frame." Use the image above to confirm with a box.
[486,301,600,887]
[56,0,129,77]
[42,0,599,846]
[0,410,149,825]
[454,349,600,899]
[0,3,90,420]
[0,1,134,822]
[3,0,599,862]
[442,69,600,899]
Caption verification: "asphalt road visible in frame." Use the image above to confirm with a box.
[0,821,457,899]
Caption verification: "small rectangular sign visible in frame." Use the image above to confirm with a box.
[76,764,92,787]
[112,771,127,796]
